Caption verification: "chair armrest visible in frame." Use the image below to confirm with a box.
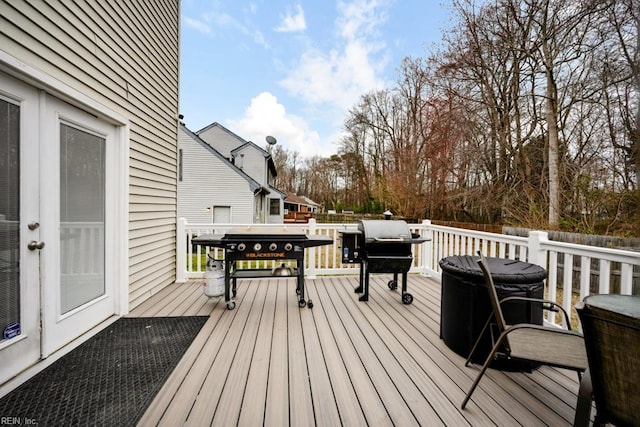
[499,296,572,330]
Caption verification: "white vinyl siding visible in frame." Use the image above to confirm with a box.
[236,147,268,186]
[197,124,246,159]
[178,128,255,224]
[0,1,180,310]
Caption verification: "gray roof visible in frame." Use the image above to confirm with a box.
[180,124,264,194]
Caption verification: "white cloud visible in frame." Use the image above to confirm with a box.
[245,3,258,15]
[278,0,389,112]
[183,16,211,35]
[184,8,268,48]
[227,92,332,158]
[336,0,388,40]
[274,4,307,33]
[252,30,269,48]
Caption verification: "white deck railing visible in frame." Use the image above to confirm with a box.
[177,218,640,326]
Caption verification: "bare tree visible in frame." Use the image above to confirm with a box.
[605,0,640,190]
[281,0,638,235]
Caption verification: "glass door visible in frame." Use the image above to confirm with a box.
[40,97,116,357]
[0,74,41,385]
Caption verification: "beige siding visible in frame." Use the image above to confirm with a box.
[0,0,180,310]
[178,128,255,224]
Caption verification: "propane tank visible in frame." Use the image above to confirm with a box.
[203,254,225,297]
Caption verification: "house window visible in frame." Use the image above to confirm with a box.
[269,199,280,215]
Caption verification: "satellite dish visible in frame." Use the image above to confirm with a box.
[266,135,277,145]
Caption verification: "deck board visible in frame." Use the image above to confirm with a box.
[189,280,261,424]
[212,279,269,425]
[264,280,289,426]
[135,274,585,426]
[236,278,276,427]
[304,279,369,427]
[313,277,394,425]
[329,277,441,426]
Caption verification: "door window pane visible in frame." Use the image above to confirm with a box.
[0,98,20,339]
[60,124,105,314]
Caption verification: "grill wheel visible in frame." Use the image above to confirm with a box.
[402,293,414,305]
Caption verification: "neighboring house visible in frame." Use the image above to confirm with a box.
[183,122,285,224]
[0,1,179,391]
[178,124,267,223]
[284,192,322,223]
[285,193,322,214]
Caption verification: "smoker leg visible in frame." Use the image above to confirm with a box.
[388,271,399,290]
[304,277,313,308]
[354,262,364,293]
[401,272,413,305]
[297,260,308,308]
[359,269,370,301]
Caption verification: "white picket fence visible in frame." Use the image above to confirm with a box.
[177,218,640,326]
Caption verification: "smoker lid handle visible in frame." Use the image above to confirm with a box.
[373,237,407,242]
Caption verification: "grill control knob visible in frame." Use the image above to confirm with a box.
[269,243,278,251]
[253,243,262,251]
[237,243,246,251]
[284,243,293,251]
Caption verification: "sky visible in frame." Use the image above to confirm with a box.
[179,0,458,159]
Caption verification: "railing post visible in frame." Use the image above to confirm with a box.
[528,230,548,269]
[307,218,317,278]
[422,219,433,275]
[176,217,187,283]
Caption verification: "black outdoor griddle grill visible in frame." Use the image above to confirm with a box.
[340,220,428,304]
[192,227,333,310]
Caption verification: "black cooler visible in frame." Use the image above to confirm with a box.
[439,255,546,370]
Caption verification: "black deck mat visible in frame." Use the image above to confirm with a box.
[0,316,208,426]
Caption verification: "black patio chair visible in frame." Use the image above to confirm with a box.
[575,295,640,427]
[461,252,588,411]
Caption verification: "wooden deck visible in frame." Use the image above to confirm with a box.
[131,274,585,426]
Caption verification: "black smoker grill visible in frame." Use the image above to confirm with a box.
[192,227,333,310]
[340,220,428,304]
